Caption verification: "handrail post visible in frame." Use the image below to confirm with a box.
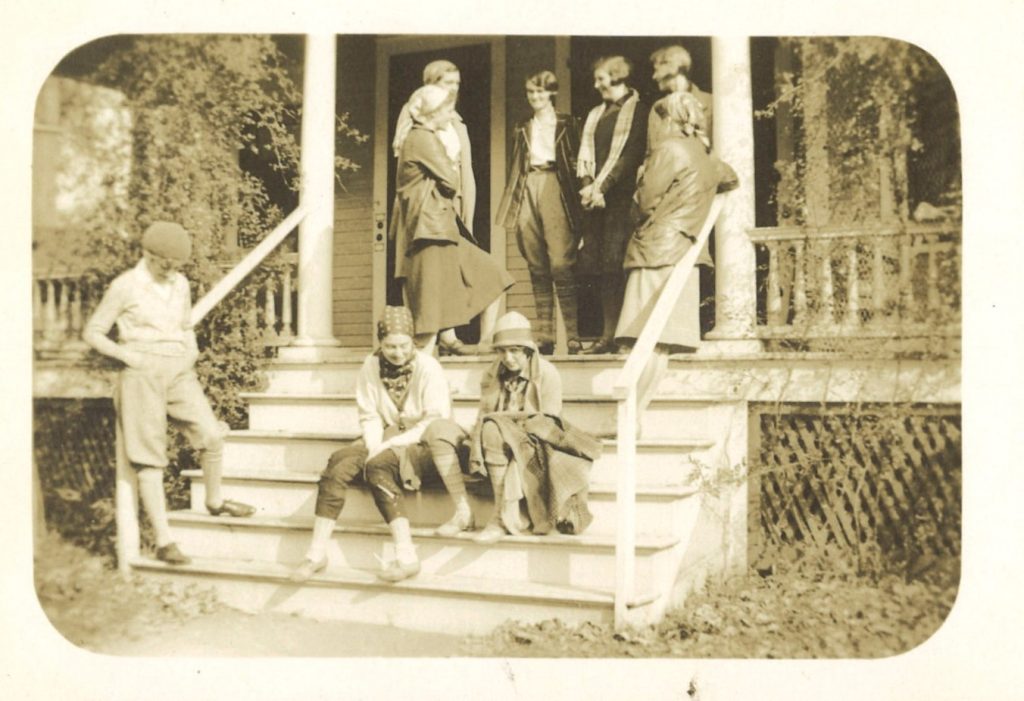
[614,386,638,629]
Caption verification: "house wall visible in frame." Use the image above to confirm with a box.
[332,36,377,348]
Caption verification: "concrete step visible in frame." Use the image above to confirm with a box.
[130,555,658,634]
[186,469,701,537]
[165,511,679,591]
[223,430,714,486]
[263,354,761,400]
[242,392,723,439]
[265,356,631,396]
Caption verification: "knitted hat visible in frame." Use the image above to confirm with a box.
[142,221,192,261]
[377,305,415,340]
[491,311,537,351]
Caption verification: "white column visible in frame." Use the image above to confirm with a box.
[703,36,761,354]
[293,34,341,353]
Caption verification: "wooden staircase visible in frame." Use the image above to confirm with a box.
[132,353,747,635]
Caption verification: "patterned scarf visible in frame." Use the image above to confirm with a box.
[378,354,415,408]
[497,363,529,412]
[577,88,640,190]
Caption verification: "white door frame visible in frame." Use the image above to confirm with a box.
[372,36,507,334]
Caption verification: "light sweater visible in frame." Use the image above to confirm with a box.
[355,350,452,454]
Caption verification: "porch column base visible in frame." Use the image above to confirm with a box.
[278,341,358,364]
[698,336,763,356]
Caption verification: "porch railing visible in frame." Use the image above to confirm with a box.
[749,222,961,344]
[33,209,307,361]
[610,193,727,630]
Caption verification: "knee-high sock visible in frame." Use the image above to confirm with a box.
[389,517,417,564]
[530,273,555,342]
[485,464,508,527]
[433,451,471,517]
[200,445,223,508]
[553,271,580,340]
[137,467,173,548]
[306,515,336,562]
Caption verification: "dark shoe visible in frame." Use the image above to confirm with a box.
[566,338,584,355]
[438,339,473,356]
[377,560,421,583]
[581,337,616,355]
[156,542,191,565]
[207,499,256,518]
[537,340,555,356]
[289,557,327,582]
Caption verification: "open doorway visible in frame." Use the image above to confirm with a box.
[379,40,495,342]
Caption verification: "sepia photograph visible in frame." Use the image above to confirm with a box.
[6,0,1021,698]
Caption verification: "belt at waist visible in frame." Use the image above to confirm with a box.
[527,163,557,173]
[124,340,188,356]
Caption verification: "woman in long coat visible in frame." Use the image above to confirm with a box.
[614,91,737,414]
[390,84,513,355]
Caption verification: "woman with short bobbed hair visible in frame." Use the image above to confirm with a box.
[390,84,513,356]
[496,69,584,355]
[576,55,649,354]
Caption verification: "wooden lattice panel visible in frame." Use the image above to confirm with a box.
[751,405,961,563]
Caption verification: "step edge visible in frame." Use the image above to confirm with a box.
[130,556,621,606]
[166,511,680,551]
[183,469,703,498]
[226,430,715,450]
[241,392,735,404]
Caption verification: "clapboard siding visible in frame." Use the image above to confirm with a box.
[333,35,377,348]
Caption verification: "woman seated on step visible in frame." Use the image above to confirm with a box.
[289,306,473,584]
[424,311,602,544]
[615,90,737,417]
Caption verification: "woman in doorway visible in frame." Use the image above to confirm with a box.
[576,56,649,355]
[496,70,584,355]
[615,91,737,415]
[390,84,513,356]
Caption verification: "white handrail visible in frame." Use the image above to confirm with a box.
[611,192,726,629]
[190,204,309,326]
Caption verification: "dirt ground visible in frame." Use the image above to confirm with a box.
[34,530,958,659]
[33,531,466,657]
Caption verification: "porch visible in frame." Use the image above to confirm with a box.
[32,34,962,633]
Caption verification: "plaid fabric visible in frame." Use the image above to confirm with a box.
[577,89,640,191]
[476,413,600,535]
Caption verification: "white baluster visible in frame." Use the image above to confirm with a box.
[792,239,808,326]
[766,242,782,327]
[43,280,59,344]
[57,279,70,342]
[264,275,278,341]
[69,280,83,337]
[871,242,885,324]
[280,267,294,340]
[898,234,913,321]
[33,278,42,337]
[926,243,940,311]
[819,241,835,326]
[844,243,860,328]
